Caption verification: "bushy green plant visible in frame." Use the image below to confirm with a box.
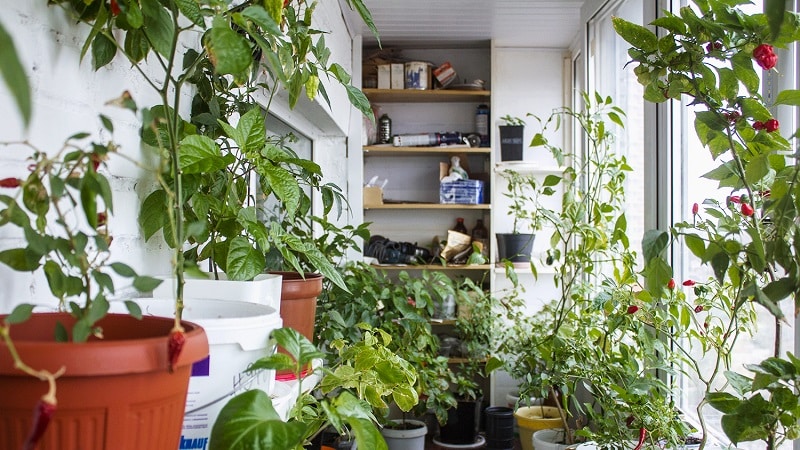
[614,1,800,449]
[210,326,418,450]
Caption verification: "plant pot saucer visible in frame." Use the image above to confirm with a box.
[432,435,485,448]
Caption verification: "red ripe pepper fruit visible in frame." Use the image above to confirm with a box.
[110,0,121,16]
[695,305,704,313]
[626,305,639,314]
[168,328,186,373]
[692,203,699,215]
[0,177,21,188]
[683,280,696,287]
[765,118,779,133]
[753,44,777,70]
[741,203,754,217]
[632,428,647,450]
[667,279,676,290]
[23,396,57,450]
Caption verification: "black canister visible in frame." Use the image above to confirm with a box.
[484,406,515,450]
[378,114,392,144]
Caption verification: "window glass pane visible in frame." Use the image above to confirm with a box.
[587,0,646,268]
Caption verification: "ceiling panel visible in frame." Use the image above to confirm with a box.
[351,0,584,48]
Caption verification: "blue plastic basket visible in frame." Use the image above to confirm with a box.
[439,180,484,204]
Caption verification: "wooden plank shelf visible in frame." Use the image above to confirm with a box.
[363,88,490,103]
[364,203,490,210]
[364,145,492,155]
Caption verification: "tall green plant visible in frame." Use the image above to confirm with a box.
[614,1,800,449]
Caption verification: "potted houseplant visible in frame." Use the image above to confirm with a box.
[492,94,693,450]
[0,114,209,449]
[209,325,419,450]
[0,0,380,446]
[499,115,526,161]
[496,167,559,265]
[614,2,800,450]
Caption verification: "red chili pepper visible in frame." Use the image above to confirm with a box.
[753,44,777,70]
[728,195,740,204]
[0,177,21,188]
[627,305,639,314]
[97,212,107,227]
[110,0,121,16]
[667,279,676,290]
[694,305,704,313]
[683,280,696,286]
[168,329,186,373]
[632,427,647,450]
[754,120,765,130]
[765,118,779,132]
[407,297,416,307]
[692,203,699,215]
[723,111,740,123]
[23,396,57,450]
[705,41,722,53]
[741,203,754,217]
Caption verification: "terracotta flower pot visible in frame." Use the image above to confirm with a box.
[271,271,323,379]
[0,312,209,450]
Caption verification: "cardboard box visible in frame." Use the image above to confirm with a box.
[363,186,384,207]
[377,64,391,89]
[390,64,405,89]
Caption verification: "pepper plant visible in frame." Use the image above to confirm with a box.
[614,1,800,449]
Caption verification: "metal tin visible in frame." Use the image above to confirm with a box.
[378,114,392,144]
[404,61,430,90]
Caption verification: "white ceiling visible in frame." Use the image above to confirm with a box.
[349,0,585,49]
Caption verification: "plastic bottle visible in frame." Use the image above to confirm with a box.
[453,217,468,234]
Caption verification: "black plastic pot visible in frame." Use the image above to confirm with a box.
[484,406,515,450]
[496,233,535,263]
[438,399,482,445]
[499,125,524,161]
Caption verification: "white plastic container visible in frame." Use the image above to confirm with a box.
[153,272,282,310]
[129,298,282,446]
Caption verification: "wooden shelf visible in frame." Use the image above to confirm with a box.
[363,88,490,103]
[364,145,491,155]
[371,264,491,271]
[364,203,490,210]
[495,161,563,174]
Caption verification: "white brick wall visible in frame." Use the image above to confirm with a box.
[0,2,357,313]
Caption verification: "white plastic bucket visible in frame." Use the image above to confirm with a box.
[152,272,283,310]
[128,298,282,447]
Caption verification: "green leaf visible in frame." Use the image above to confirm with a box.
[346,417,387,450]
[612,17,658,52]
[707,391,741,414]
[225,236,266,282]
[124,300,143,319]
[271,327,325,368]
[264,166,302,218]
[175,0,205,28]
[740,98,772,122]
[235,108,266,154]
[684,234,706,259]
[178,135,228,174]
[241,6,282,36]
[207,16,252,76]
[642,229,669,261]
[0,20,31,125]
[141,0,175,58]
[139,189,169,242]
[209,390,307,450]
[4,303,34,324]
[0,248,40,271]
[110,262,136,277]
[133,275,163,292]
[774,89,800,107]
[92,33,117,70]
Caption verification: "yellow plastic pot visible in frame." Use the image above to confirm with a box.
[514,406,564,450]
